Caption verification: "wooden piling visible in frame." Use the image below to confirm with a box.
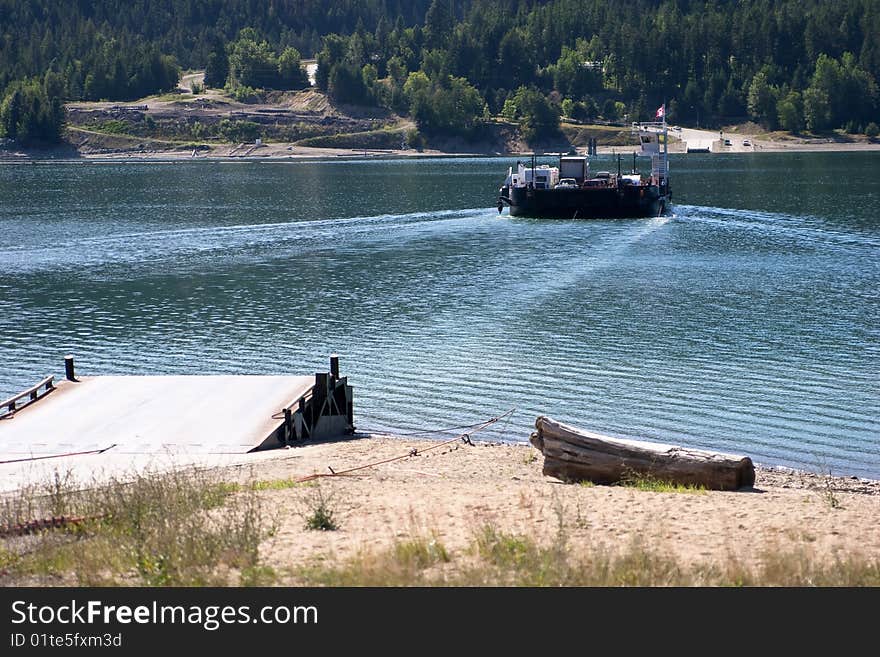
[314,372,328,417]
[64,355,76,381]
[283,407,293,443]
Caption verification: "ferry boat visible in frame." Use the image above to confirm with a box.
[497,110,671,219]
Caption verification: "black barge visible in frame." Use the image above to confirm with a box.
[497,117,671,219]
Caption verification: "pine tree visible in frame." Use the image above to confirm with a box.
[204,41,229,88]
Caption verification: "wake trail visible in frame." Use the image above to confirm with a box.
[675,204,880,249]
[0,208,490,273]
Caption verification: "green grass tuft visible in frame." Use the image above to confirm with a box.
[301,486,339,531]
[393,534,450,569]
[252,478,314,491]
[619,472,707,494]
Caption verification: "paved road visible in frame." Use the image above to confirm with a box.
[179,71,205,93]
[677,126,757,152]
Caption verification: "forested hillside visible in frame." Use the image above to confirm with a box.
[1,0,878,145]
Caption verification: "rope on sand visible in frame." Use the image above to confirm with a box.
[294,409,516,484]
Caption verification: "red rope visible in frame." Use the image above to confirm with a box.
[0,514,105,538]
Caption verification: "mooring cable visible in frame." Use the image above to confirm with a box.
[294,408,516,483]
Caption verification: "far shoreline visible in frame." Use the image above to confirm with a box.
[3,135,880,164]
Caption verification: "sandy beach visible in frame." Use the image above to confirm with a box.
[2,119,878,162]
[3,137,879,162]
[2,429,878,586]
[217,434,880,582]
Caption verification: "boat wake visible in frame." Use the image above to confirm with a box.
[674,204,880,250]
[0,208,490,274]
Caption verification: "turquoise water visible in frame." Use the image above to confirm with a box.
[1,153,878,477]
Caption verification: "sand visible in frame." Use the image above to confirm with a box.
[218,435,880,572]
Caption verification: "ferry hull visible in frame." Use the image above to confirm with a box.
[503,185,669,219]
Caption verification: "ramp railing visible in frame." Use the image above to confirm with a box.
[1,376,55,419]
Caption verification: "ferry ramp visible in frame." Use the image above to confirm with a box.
[0,359,354,492]
[686,139,714,153]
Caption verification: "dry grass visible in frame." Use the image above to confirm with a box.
[295,530,452,586]
[0,467,273,586]
[288,521,880,587]
[4,465,877,588]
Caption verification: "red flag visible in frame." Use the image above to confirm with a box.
[656,105,665,119]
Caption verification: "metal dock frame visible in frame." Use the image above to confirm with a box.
[277,354,354,446]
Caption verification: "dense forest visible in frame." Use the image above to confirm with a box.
[1,0,878,145]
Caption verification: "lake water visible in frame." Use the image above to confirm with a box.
[1,153,878,478]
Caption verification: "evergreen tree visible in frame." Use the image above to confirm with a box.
[0,78,65,144]
[424,0,454,49]
[204,41,230,88]
[2,0,879,137]
[329,63,371,104]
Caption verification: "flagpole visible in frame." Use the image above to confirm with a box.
[663,100,668,190]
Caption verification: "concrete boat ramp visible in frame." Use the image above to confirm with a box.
[0,356,354,492]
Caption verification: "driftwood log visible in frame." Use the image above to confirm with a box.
[530,416,755,491]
